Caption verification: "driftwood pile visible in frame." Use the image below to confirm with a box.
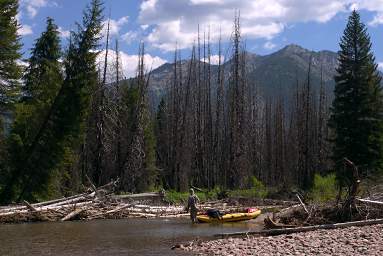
[0,181,282,224]
[0,192,188,224]
[213,197,383,238]
[0,179,189,224]
[266,195,383,227]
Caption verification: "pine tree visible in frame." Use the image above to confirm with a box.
[23,17,62,103]
[2,17,63,202]
[0,0,104,203]
[0,0,22,180]
[86,17,110,186]
[329,10,383,189]
[0,0,22,104]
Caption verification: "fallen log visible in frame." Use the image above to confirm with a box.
[85,174,97,193]
[43,194,94,209]
[22,200,52,222]
[104,204,132,214]
[122,207,184,215]
[264,216,297,229]
[275,204,302,221]
[127,212,157,218]
[23,201,38,212]
[296,194,309,214]
[87,204,133,220]
[216,218,383,238]
[112,192,162,200]
[261,199,299,207]
[0,205,28,213]
[61,208,86,221]
[0,193,89,214]
[0,200,95,217]
[158,213,189,218]
[31,193,88,208]
[357,198,383,206]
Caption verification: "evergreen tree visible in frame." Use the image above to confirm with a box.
[0,0,104,203]
[329,10,383,189]
[0,0,22,104]
[12,17,63,152]
[23,17,62,103]
[0,0,22,182]
[2,17,63,202]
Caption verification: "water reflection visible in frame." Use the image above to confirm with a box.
[0,218,262,255]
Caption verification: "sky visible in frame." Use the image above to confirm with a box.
[16,0,383,77]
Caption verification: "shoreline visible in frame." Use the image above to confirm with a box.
[182,223,383,255]
[0,191,290,224]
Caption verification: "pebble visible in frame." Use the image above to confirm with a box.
[183,224,383,256]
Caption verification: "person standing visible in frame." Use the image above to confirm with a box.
[186,188,200,223]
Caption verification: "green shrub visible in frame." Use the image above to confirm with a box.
[251,176,268,198]
[164,190,216,205]
[229,176,268,199]
[309,173,337,202]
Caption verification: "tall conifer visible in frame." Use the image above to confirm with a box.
[0,0,22,178]
[0,0,22,103]
[2,17,63,201]
[329,10,383,188]
[0,0,104,202]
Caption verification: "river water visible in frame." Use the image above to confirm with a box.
[0,218,263,256]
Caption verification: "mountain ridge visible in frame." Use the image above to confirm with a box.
[146,44,339,106]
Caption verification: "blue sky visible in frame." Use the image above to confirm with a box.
[17,0,383,77]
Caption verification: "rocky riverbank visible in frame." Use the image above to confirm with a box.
[184,224,383,255]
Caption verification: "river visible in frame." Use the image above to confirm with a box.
[0,218,263,255]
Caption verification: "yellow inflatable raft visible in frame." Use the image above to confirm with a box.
[197,209,261,223]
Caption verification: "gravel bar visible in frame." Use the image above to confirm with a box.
[184,224,383,255]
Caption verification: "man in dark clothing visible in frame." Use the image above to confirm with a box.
[186,188,199,223]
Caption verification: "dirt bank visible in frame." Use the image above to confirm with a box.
[184,224,383,255]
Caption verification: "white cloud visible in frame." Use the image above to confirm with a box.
[141,24,150,30]
[378,62,383,71]
[58,27,70,38]
[369,14,383,26]
[26,5,38,18]
[354,0,383,26]
[121,31,138,44]
[102,16,129,37]
[201,55,224,65]
[97,50,167,79]
[18,24,33,36]
[20,0,55,18]
[210,54,224,65]
[139,0,383,51]
[264,41,277,50]
[190,0,225,4]
[141,0,158,12]
[16,12,22,22]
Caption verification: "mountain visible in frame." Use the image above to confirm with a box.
[243,44,338,97]
[144,44,340,107]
